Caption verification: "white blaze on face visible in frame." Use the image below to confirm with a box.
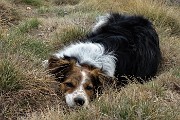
[65,71,90,107]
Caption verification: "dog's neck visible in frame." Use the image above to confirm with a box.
[54,42,116,77]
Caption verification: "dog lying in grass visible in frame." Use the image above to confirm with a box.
[43,13,161,107]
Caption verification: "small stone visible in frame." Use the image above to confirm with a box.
[26,7,31,10]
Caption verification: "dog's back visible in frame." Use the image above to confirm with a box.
[87,13,161,84]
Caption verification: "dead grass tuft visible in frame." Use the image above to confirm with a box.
[56,26,87,44]
[0,84,64,119]
[12,0,43,7]
[18,18,41,33]
[0,1,20,29]
[53,0,80,5]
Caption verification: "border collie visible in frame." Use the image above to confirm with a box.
[43,13,161,107]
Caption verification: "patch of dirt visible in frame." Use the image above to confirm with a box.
[0,3,20,29]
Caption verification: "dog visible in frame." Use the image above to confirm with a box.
[43,13,161,107]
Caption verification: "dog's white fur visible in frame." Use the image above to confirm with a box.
[43,14,115,77]
[53,42,116,77]
[92,14,110,33]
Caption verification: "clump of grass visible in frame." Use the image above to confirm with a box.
[18,18,41,33]
[133,0,180,35]
[0,1,21,28]
[143,9,180,35]
[38,6,68,17]
[56,9,67,17]
[19,0,43,6]
[54,27,87,45]
[24,82,180,120]
[82,0,180,35]
[162,0,180,5]
[0,60,23,93]
[173,68,180,78]
[54,0,80,5]
[90,82,178,120]
[2,20,50,60]
[20,39,52,59]
[0,29,4,39]
[37,6,50,14]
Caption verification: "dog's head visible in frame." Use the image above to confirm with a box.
[46,56,115,107]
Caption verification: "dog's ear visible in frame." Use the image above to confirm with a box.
[98,73,116,87]
[47,56,74,82]
[91,69,116,87]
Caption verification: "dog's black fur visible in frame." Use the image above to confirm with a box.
[86,13,161,85]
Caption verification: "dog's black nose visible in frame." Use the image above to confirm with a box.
[74,97,85,106]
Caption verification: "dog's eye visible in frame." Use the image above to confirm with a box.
[65,82,74,88]
[85,86,93,90]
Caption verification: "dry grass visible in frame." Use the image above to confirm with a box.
[53,0,80,5]
[0,0,180,119]
[12,0,43,6]
[0,0,20,31]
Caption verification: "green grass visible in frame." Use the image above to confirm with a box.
[0,60,23,93]
[26,82,180,120]
[18,18,41,33]
[2,18,51,59]
[146,10,180,35]
[173,68,180,78]
[20,38,52,59]
[55,27,87,44]
[21,0,43,6]
[37,6,50,14]
[53,0,80,5]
